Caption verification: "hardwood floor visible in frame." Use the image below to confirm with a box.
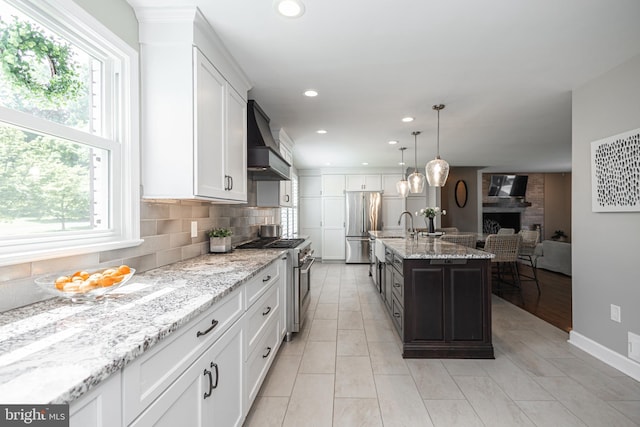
[492,262,573,332]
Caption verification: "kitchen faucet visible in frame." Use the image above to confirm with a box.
[397,211,414,234]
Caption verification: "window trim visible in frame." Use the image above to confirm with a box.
[0,0,141,267]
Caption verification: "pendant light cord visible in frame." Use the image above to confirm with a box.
[412,131,421,172]
[432,104,445,160]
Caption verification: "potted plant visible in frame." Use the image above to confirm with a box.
[551,230,568,242]
[208,228,232,253]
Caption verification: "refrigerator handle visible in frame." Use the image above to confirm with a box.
[362,194,366,233]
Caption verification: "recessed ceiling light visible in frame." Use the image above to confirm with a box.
[402,117,414,123]
[304,89,318,97]
[317,129,327,134]
[274,0,305,18]
[362,162,369,166]
[388,140,398,145]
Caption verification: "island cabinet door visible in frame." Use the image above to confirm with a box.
[405,261,489,342]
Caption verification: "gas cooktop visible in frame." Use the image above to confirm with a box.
[236,238,306,249]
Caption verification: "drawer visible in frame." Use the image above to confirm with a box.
[245,261,280,308]
[392,255,403,275]
[391,294,403,338]
[391,269,403,303]
[122,287,244,425]
[246,315,280,406]
[245,282,280,359]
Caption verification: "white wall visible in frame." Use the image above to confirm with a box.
[571,53,640,376]
[74,0,139,50]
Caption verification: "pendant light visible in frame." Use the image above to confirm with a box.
[396,147,410,197]
[426,104,450,187]
[408,131,426,193]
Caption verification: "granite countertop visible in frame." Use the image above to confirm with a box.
[0,249,285,405]
[378,236,494,259]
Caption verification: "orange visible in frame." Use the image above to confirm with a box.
[117,265,131,275]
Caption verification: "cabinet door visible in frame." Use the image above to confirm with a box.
[322,228,345,260]
[345,175,364,191]
[382,198,405,230]
[70,371,121,427]
[300,197,322,228]
[280,180,293,207]
[322,175,345,196]
[322,197,345,228]
[406,267,445,341]
[225,86,248,202]
[382,174,403,195]
[194,49,226,199]
[302,228,322,258]
[363,175,382,191]
[299,176,321,197]
[130,323,244,427]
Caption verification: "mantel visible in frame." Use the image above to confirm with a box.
[482,199,531,213]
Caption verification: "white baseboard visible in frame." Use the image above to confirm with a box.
[569,331,640,381]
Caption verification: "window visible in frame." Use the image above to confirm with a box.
[280,173,298,238]
[0,0,140,266]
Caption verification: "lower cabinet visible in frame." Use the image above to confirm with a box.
[70,371,122,427]
[129,322,244,427]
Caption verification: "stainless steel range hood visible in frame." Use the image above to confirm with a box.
[247,100,291,181]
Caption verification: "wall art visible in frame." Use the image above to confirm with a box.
[591,127,640,212]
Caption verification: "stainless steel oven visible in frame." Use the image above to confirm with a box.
[235,237,313,341]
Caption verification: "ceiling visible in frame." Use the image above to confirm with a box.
[193,0,640,173]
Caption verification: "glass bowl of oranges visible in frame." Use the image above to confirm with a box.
[35,265,135,303]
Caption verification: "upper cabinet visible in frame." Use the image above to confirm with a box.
[345,175,382,191]
[322,175,345,196]
[133,7,251,202]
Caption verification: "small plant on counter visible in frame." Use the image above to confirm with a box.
[208,228,232,253]
[208,228,232,238]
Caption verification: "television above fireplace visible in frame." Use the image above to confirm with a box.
[488,175,528,198]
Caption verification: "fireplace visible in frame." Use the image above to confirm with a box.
[483,212,521,234]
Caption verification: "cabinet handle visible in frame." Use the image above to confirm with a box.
[224,175,229,191]
[203,366,213,399]
[393,282,401,288]
[262,306,271,316]
[285,194,290,202]
[262,346,272,358]
[229,175,234,190]
[196,319,219,337]
[262,275,271,282]
[211,362,219,389]
[394,312,401,318]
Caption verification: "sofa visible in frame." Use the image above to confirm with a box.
[534,240,572,276]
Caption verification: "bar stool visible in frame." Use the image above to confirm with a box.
[484,234,522,292]
[440,233,477,248]
[518,229,541,294]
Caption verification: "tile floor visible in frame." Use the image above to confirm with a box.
[244,263,640,427]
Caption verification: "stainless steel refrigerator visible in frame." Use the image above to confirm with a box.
[345,191,383,263]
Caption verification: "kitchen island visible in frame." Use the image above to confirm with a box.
[0,249,286,426]
[370,232,495,359]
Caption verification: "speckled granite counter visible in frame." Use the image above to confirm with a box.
[0,249,285,405]
[376,236,493,259]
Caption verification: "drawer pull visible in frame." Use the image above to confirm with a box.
[196,319,219,337]
[211,362,219,389]
[262,346,272,359]
[262,306,272,316]
[393,282,401,288]
[203,366,213,399]
[394,312,401,318]
[263,275,272,282]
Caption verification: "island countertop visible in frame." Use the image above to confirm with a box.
[375,235,494,259]
[0,249,285,405]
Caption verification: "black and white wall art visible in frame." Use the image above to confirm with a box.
[591,127,640,212]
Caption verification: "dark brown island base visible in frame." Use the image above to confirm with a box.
[370,232,495,359]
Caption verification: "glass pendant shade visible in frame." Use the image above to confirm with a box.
[396,179,410,197]
[426,104,449,187]
[408,131,425,193]
[426,157,450,187]
[408,171,425,193]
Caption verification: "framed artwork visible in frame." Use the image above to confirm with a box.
[591,127,640,212]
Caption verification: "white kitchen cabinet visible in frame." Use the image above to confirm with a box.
[322,197,345,260]
[300,196,322,257]
[322,228,346,260]
[256,180,292,207]
[299,175,322,197]
[70,371,121,427]
[130,321,244,427]
[382,174,404,196]
[382,197,406,231]
[136,10,250,202]
[321,175,345,196]
[345,175,382,191]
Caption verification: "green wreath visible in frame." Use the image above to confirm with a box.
[0,17,83,106]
